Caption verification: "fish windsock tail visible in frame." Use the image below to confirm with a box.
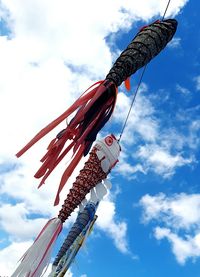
[11,218,62,277]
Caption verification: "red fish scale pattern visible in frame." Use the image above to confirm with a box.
[58,147,107,222]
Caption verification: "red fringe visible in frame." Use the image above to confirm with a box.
[16,81,104,158]
[16,80,117,205]
[54,143,86,206]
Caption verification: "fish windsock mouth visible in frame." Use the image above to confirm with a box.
[163,18,178,29]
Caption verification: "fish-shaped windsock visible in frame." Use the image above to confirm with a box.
[49,202,98,277]
[12,134,120,277]
[50,218,98,277]
[16,19,177,205]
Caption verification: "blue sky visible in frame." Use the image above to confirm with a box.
[0,0,200,276]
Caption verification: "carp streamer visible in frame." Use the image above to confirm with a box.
[49,202,98,277]
[12,135,120,277]
[16,19,177,206]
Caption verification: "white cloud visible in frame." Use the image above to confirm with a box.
[114,85,158,145]
[155,227,200,265]
[0,161,62,216]
[114,91,195,177]
[168,37,181,48]
[194,76,200,91]
[96,198,128,254]
[140,193,200,229]
[140,193,200,264]
[117,161,146,178]
[188,120,200,148]
[0,203,48,240]
[137,144,193,178]
[176,84,190,94]
[175,108,200,150]
[0,241,33,276]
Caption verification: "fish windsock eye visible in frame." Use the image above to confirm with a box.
[105,135,114,146]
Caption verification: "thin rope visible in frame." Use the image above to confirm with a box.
[118,65,147,142]
[162,0,172,21]
[118,0,172,142]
